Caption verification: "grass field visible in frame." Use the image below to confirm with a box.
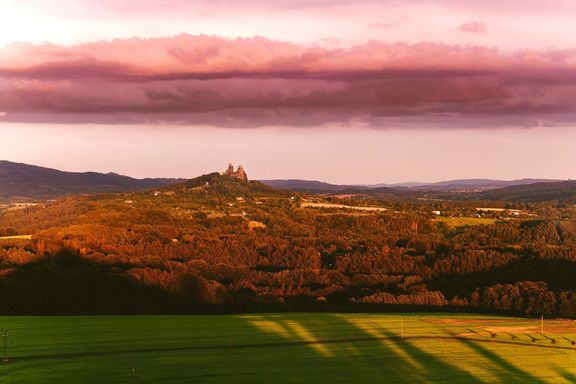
[0,313,575,383]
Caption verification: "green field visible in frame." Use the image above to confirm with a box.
[0,313,575,383]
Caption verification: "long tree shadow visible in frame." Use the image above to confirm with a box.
[1,312,567,383]
[371,327,484,383]
[246,314,413,382]
[555,366,576,383]
[448,331,547,384]
[245,313,487,383]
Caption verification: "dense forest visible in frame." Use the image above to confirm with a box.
[1,172,576,318]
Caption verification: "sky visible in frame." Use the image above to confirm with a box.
[1,0,575,182]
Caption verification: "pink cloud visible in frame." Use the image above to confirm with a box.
[1,35,576,126]
[3,35,572,77]
[23,0,402,15]
[434,0,576,14]
[459,21,487,34]
[23,0,576,15]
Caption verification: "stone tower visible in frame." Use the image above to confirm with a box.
[222,163,248,181]
[224,163,234,176]
[234,165,248,181]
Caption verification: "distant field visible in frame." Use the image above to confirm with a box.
[435,217,497,227]
[0,235,32,241]
[476,208,523,213]
[0,203,42,213]
[0,313,574,383]
[301,201,387,212]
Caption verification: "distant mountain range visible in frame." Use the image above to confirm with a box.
[259,178,576,203]
[1,160,574,203]
[481,180,576,203]
[258,179,365,192]
[259,178,560,192]
[0,160,182,200]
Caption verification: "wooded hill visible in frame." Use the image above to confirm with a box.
[481,180,576,203]
[1,172,576,317]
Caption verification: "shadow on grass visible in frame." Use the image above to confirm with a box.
[448,331,546,384]
[245,314,485,383]
[242,314,565,383]
[0,313,568,383]
[373,328,483,383]
[555,366,576,382]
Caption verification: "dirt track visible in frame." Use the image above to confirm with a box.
[6,334,575,364]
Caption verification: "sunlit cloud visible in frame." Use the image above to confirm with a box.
[459,21,486,34]
[1,35,576,126]
[1,0,576,51]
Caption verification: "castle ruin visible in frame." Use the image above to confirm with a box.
[223,163,248,181]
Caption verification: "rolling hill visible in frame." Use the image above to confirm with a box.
[482,180,576,202]
[1,159,571,202]
[0,160,181,200]
[258,179,363,192]
[395,178,559,190]
[169,172,290,198]
[260,178,560,193]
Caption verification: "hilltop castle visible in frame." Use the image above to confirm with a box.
[223,163,248,181]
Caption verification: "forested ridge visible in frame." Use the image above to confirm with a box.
[1,173,576,317]
[0,160,181,200]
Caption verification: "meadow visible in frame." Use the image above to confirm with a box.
[0,313,575,383]
[434,216,498,227]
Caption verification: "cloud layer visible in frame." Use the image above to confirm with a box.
[20,0,576,15]
[1,34,576,126]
